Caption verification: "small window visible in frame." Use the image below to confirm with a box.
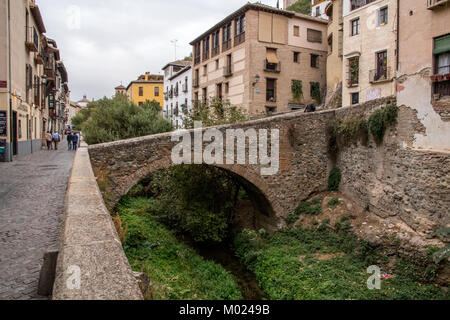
[351,92,359,105]
[307,29,322,43]
[139,87,144,96]
[294,52,300,63]
[203,65,207,76]
[311,54,319,68]
[138,102,143,106]
[328,34,333,53]
[315,7,320,17]
[154,86,159,97]
[293,26,300,37]
[225,82,229,94]
[379,7,388,26]
[216,59,219,70]
[351,18,360,36]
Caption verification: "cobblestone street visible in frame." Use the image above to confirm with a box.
[0,144,75,300]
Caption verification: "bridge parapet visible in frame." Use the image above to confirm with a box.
[52,141,143,300]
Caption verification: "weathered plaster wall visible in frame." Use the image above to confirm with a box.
[335,97,450,236]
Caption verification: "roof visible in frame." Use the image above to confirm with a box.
[29,2,46,34]
[162,59,192,71]
[168,65,192,81]
[115,85,126,90]
[190,2,327,45]
[126,79,164,91]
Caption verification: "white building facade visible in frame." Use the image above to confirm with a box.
[162,60,192,129]
[312,0,331,19]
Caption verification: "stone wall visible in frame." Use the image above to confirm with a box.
[88,111,336,232]
[335,97,450,236]
[52,142,143,300]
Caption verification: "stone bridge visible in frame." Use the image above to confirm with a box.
[88,110,335,231]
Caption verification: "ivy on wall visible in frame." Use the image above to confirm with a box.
[310,82,321,105]
[291,80,303,103]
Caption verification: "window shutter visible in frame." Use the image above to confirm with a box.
[307,29,323,43]
[434,35,450,55]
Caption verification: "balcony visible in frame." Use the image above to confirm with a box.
[164,93,168,101]
[369,67,392,84]
[222,40,231,52]
[182,83,188,93]
[350,0,376,11]
[212,46,220,58]
[427,0,449,9]
[193,78,199,88]
[174,86,179,97]
[168,89,173,99]
[34,53,44,65]
[346,72,359,87]
[25,27,39,52]
[264,60,281,73]
[234,33,245,47]
[223,65,233,77]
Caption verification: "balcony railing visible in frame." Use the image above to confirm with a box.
[174,86,179,97]
[182,83,188,92]
[168,89,173,99]
[234,33,245,46]
[350,0,376,11]
[212,46,220,57]
[222,40,232,52]
[223,65,233,77]
[25,27,39,52]
[369,67,392,83]
[164,93,168,101]
[346,72,359,87]
[427,0,449,9]
[264,60,281,73]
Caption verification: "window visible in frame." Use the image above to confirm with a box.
[351,0,377,11]
[266,48,280,71]
[203,65,207,76]
[222,23,232,51]
[138,102,143,106]
[376,50,388,81]
[315,7,320,17]
[212,30,220,56]
[294,52,300,63]
[293,26,300,37]
[139,87,144,96]
[351,18,360,36]
[194,42,201,64]
[202,36,210,60]
[225,82,229,94]
[202,87,207,102]
[379,7,388,26]
[216,83,223,100]
[154,86,159,97]
[348,56,360,86]
[351,92,360,105]
[328,34,333,53]
[235,15,246,46]
[266,78,277,102]
[216,59,219,70]
[311,54,319,68]
[307,29,322,43]
[433,35,450,97]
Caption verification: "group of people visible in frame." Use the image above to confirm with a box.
[45,131,79,151]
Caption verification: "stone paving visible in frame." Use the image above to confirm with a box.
[0,142,75,300]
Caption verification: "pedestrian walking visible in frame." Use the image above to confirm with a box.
[67,132,73,151]
[52,132,60,150]
[72,132,79,151]
[45,132,53,150]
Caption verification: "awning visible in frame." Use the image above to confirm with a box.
[267,49,279,64]
[434,34,450,55]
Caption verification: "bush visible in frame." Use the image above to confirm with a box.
[286,198,323,225]
[328,168,342,192]
[368,103,398,144]
[328,197,341,207]
[72,95,173,145]
[286,0,311,14]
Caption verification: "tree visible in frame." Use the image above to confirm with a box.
[71,95,172,145]
[286,0,311,15]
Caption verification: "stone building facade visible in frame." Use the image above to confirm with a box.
[190,3,328,116]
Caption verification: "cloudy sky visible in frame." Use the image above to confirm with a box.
[38,0,281,102]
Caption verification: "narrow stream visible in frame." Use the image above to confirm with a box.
[186,238,269,300]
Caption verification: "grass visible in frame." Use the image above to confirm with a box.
[234,225,447,300]
[115,197,242,300]
[328,197,341,207]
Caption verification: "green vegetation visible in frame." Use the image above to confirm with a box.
[234,224,447,300]
[291,80,303,103]
[183,98,248,129]
[115,197,242,300]
[328,168,342,192]
[286,198,323,225]
[328,197,341,207]
[286,0,311,15]
[310,82,321,105]
[328,118,369,158]
[368,103,399,144]
[71,95,172,145]
[432,228,450,263]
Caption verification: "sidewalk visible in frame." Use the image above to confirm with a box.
[0,145,75,300]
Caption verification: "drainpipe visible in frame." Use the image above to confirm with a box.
[7,0,12,162]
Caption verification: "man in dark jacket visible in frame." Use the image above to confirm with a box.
[67,132,73,151]
[72,133,79,151]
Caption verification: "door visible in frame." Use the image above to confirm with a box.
[12,111,17,155]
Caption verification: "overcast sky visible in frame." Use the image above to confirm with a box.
[38,0,280,102]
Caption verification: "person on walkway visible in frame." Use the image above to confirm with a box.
[67,132,73,151]
[52,132,60,151]
[45,132,53,150]
[72,132,79,151]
